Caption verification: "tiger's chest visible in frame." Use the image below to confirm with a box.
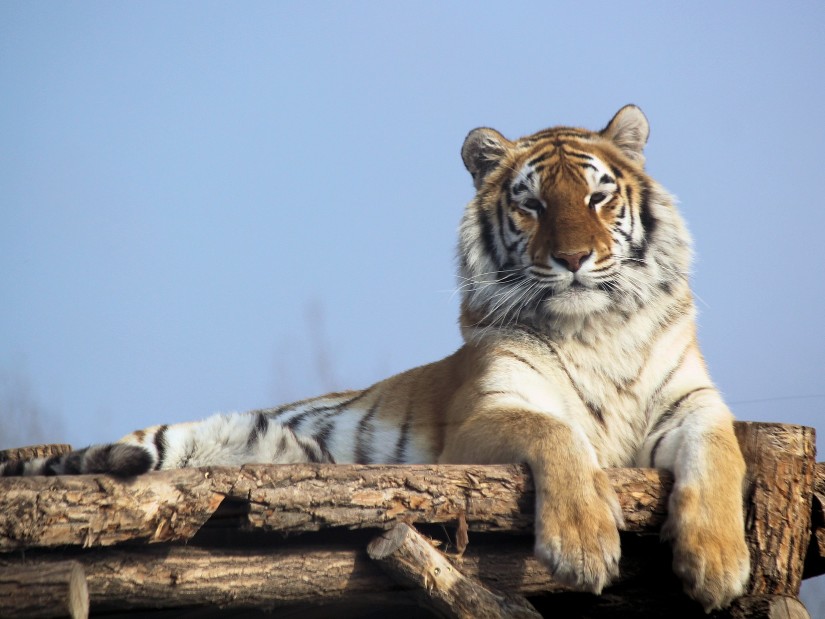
[484,308,695,467]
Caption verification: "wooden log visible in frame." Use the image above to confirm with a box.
[0,464,671,551]
[0,468,223,550]
[735,423,816,597]
[367,522,541,619]
[0,539,559,612]
[1,535,796,618]
[0,560,88,618]
[804,462,825,578]
[0,443,72,462]
[724,595,811,619]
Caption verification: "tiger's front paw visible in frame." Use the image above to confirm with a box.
[664,485,751,612]
[534,467,624,594]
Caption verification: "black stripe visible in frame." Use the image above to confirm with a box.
[649,387,715,466]
[285,390,371,432]
[649,432,669,468]
[44,454,63,476]
[312,419,337,463]
[499,350,544,376]
[354,399,381,464]
[247,412,269,448]
[564,150,593,161]
[527,152,553,167]
[153,425,168,470]
[638,181,657,236]
[263,401,303,419]
[498,202,521,253]
[584,400,606,426]
[392,398,416,464]
[63,448,87,474]
[477,206,501,267]
[539,339,607,427]
[3,459,26,476]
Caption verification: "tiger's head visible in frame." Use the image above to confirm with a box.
[458,105,692,336]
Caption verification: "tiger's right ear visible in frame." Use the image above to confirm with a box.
[461,127,510,190]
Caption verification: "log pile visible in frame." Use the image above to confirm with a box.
[0,422,821,618]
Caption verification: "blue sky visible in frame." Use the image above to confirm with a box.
[2,5,823,454]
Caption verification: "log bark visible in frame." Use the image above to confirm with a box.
[0,468,223,550]
[0,539,560,611]
[368,522,541,619]
[0,560,88,618]
[0,422,818,617]
[804,462,825,578]
[735,423,816,597]
[3,537,804,618]
[0,464,671,551]
[0,535,684,613]
[724,595,811,619]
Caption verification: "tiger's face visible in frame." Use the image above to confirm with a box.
[459,105,690,331]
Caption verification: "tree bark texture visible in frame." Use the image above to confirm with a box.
[734,423,816,597]
[724,595,811,619]
[804,462,825,578]
[0,464,670,551]
[0,422,819,618]
[368,522,541,619]
[0,560,89,619]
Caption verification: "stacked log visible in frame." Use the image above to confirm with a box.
[0,422,820,618]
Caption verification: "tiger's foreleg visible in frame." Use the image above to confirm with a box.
[440,407,624,594]
[642,388,751,612]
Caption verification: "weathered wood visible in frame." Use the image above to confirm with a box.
[803,462,825,579]
[0,539,560,611]
[0,468,223,550]
[0,534,681,613]
[0,464,671,551]
[0,422,818,618]
[368,522,541,619]
[0,560,88,619]
[735,423,817,597]
[724,594,811,619]
[1,535,800,618]
[0,443,72,462]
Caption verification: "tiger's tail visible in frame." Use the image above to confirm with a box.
[0,411,333,477]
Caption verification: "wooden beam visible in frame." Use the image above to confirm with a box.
[368,522,541,619]
[0,560,88,619]
[735,423,816,597]
[0,464,670,551]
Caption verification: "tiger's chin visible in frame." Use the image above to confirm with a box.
[542,285,612,318]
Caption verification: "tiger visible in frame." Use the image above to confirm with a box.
[1,105,750,612]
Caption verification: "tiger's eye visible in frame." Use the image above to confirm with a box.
[521,198,543,212]
[589,192,608,208]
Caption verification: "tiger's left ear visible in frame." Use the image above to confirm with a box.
[601,105,649,164]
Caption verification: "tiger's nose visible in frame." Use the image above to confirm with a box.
[553,250,592,272]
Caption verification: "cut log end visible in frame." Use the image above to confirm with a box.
[0,560,89,619]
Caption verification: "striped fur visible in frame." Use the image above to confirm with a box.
[1,106,749,611]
